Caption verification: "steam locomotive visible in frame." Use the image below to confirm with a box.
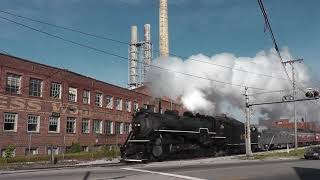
[121,109,259,162]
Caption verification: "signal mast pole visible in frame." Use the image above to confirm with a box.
[282,58,303,150]
[245,87,253,157]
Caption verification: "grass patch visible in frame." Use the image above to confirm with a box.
[0,147,120,168]
[253,149,305,160]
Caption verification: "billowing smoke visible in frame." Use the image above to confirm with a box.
[147,48,319,123]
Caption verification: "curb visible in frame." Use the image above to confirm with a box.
[0,162,125,175]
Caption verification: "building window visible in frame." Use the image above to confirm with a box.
[25,148,39,156]
[125,100,131,112]
[68,87,77,102]
[115,98,122,111]
[66,117,76,134]
[27,115,40,132]
[134,102,139,111]
[124,123,130,134]
[115,122,121,135]
[47,147,59,155]
[82,146,89,152]
[29,78,42,97]
[95,93,103,107]
[106,96,113,109]
[82,119,90,134]
[93,120,102,134]
[1,148,16,158]
[3,113,18,132]
[6,73,21,94]
[104,121,114,134]
[49,116,60,133]
[83,90,90,104]
[50,82,62,99]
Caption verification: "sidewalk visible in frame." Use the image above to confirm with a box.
[0,158,122,175]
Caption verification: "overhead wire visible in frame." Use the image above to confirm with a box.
[257,0,320,108]
[0,9,290,82]
[0,15,276,91]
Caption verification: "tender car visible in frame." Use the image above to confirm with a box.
[304,147,320,160]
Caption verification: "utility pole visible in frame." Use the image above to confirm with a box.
[244,87,253,157]
[282,58,303,150]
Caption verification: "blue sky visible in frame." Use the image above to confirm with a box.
[0,0,319,87]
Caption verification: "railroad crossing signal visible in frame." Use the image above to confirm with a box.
[305,89,319,98]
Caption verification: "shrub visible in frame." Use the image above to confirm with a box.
[4,145,16,158]
[68,142,82,153]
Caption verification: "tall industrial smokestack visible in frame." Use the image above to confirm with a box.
[159,0,169,57]
[143,24,152,81]
[129,25,138,89]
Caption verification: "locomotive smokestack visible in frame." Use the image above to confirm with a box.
[159,0,169,57]
[129,25,138,89]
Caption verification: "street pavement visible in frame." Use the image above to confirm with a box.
[1,159,320,180]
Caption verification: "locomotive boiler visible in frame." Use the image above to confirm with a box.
[121,109,258,162]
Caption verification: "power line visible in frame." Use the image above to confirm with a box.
[257,0,291,83]
[0,9,290,82]
[0,48,11,55]
[0,15,274,91]
[256,0,320,107]
[0,10,128,46]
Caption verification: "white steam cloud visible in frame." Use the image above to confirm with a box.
[147,48,319,123]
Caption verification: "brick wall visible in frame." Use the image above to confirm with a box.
[0,53,183,156]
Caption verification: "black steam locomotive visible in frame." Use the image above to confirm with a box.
[121,109,258,162]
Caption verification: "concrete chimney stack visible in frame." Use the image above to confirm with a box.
[143,24,152,80]
[159,0,169,57]
[129,25,138,88]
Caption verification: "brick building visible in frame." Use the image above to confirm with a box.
[0,53,183,156]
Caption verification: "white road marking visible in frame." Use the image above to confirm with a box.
[121,167,206,180]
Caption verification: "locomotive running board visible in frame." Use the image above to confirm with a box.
[155,129,216,134]
[212,136,227,139]
[128,140,150,143]
[122,159,148,162]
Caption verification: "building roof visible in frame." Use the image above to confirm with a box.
[0,52,144,95]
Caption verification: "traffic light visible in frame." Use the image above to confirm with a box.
[282,95,294,101]
[305,89,320,98]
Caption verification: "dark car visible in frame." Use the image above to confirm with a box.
[304,147,320,160]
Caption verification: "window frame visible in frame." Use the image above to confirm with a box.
[93,120,103,134]
[115,122,121,135]
[95,93,103,107]
[50,82,62,99]
[81,119,90,134]
[66,117,76,134]
[3,113,18,132]
[106,95,113,109]
[5,73,22,94]
[83,90,90,104]
[133,102,139,111]
[29,78,43,97]
[124,122,130,134]
[125,100,131,112]
[27,115,40,133]
[104,121,114,134]
[48,116,60,133]
[115,98,123,111]
[68,87,77,102]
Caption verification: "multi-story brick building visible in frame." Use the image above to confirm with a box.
[0,53,183,156]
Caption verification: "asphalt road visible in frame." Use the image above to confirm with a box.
[1,159,320,180]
